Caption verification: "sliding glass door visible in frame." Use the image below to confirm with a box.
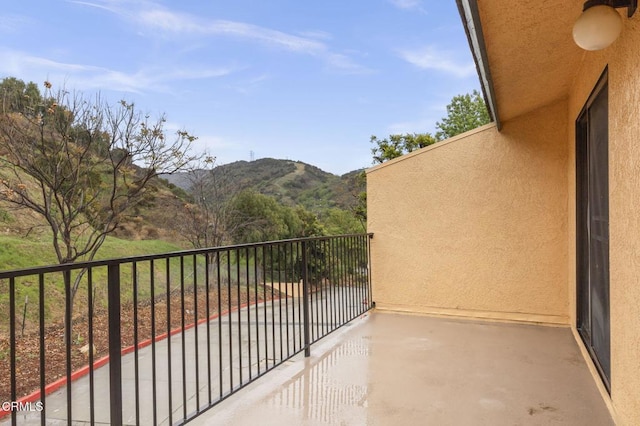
[576,69,610,391]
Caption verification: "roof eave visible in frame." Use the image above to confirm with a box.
[456,0,502,130]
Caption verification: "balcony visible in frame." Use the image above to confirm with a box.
[192,312,614,425]
[1,234,615,425]
[1,234,374,425]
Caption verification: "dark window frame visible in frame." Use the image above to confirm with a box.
[575,66,611,393]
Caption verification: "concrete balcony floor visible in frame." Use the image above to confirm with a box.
[193,311,614,425]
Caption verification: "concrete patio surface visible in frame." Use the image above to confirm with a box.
[4,289,360,425]
[4,309,614,425]
[192,311,614,426]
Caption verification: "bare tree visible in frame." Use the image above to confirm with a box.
[181,157,248,249]
[0,82,199,302]
[180,157,259,284]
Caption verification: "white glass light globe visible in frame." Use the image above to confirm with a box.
[573,5,623,50]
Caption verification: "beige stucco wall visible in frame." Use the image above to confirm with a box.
[367,9,639,423]
[565,17,640,426]
[366,99,569,324]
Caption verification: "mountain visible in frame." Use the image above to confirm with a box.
[1,157,364,250]
[161,158,365,214]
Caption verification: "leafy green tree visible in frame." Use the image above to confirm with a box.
[321,207,363,235]
[295,205,325,237]
[0,77,42,113]
[226,189,301,243]
[225,189,331,285]
[369,90,490,165]
[351,171,367,229]
[226,187,332,243]
[370,132,437,164]
[435,89,490,140]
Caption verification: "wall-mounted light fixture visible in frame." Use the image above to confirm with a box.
[573,0,637,50]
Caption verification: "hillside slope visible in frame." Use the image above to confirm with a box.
[1,157,365,270]
[162,158,365,214]
[0,173,195,248]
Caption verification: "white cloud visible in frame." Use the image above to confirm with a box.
[72,0,366,72]
[229,74,271,95]
[78,67,233,93]
[68,0,126,16]
[325,53,371,74]
[388,0,427,14]
[398,46,475,78]
[0,48,234,94]
[0,15,32,33]
[297,30,333,41]
[389,0,421,10]
[0,49,103,83]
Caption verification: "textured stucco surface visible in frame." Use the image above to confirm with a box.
[565,15,640,426]
[367,1,639,423]
[476,0,585,122]
[366,99,569,324]
[466,2,640,423]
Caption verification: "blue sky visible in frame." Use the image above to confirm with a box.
[0,0,481,175]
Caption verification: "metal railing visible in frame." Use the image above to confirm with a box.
[0,233,374,425]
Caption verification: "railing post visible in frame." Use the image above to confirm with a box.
[368,233,374,309]
[9,277,16,426]
[64,270,72,424]
[108,263,123,426]
[301,240,311,357]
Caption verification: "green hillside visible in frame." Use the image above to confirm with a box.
[162,158,365,215]
[1,157,366,273]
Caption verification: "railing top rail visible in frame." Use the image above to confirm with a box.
[0,233,373,279]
